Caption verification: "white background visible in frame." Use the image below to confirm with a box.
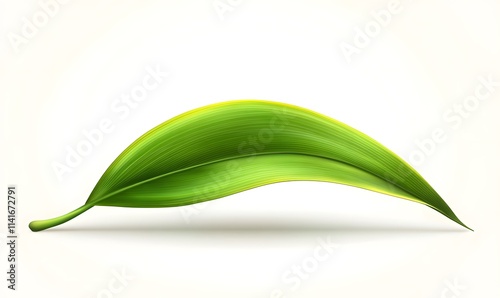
[1,0,500,297]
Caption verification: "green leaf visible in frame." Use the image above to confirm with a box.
[29,100,471,231]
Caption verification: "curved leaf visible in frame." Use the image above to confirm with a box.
[29,100,471,231]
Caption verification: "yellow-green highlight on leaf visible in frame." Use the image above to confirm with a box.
[29,100,472,232]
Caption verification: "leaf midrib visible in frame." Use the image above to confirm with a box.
[89,151,423,206]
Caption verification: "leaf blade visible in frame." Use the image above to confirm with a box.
[29,100,471,231]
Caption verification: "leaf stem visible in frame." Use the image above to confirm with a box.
[29,204,94,232]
